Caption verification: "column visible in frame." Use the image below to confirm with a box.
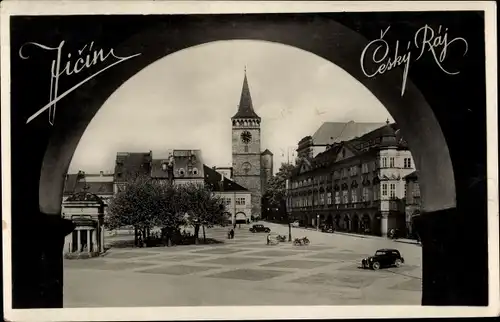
[87,229,91,253]
[381,212,389,237]
[64,233,72,254]
[76,229,81,252]
[100,226,105,253]
[92,229,98,252]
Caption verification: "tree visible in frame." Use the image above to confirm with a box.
[182,183,226,244]
[106,175,183,246]
[150,180,189,246]
[263,163,295,241]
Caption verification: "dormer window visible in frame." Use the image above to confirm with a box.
[179,168,185,176]
[193,167,199,175]
[161,163,168,171]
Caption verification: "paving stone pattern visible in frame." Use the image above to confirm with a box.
[64,222,423,307]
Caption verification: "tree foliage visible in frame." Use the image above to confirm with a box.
[106,175,167,231]
[263,163,295,207]
[182,183,226,242]
[105,176,227,244]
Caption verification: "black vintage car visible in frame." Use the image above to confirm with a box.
[361,248,405,270]
[249,224,271,233]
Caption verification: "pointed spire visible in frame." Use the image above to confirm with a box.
[232,67,261,120]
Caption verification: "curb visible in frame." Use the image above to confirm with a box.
[264,221,421,245]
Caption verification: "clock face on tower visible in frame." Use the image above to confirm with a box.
[242,162,252,174]
[240,131,252,144]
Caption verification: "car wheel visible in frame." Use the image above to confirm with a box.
[394,259,402,267]
[371,261,380,270]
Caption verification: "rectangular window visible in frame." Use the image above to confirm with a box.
[362,163,369,173]
[327,192,332,204]
[335,192,340,204]
[381,157,387,168]
[404,184,407,198]
[244,146,249,152]
[320,193,325,205]
[389,157,395,168]
[382,183,388,196]
[362,187,370,201]
[342,191,349,204]
[226,198,231,206]
[413,183,421,198]
[235,197,246,205]
[351,189,358,203]
[404,157,412,168]
[390,183,396,198]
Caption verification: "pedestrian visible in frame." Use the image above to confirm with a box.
[266,234,270,245]
[230,228,235,239]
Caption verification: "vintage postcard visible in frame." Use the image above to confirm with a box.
[1,1,499,321]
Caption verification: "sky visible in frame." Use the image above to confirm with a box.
[69,40,392,175]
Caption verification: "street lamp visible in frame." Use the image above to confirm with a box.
[316,214,320,231]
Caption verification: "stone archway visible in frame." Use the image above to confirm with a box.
[38,16,455,220]
[19,14,471,307]
[334,214,341,230]
[410,211,422,239]
[235,212,247,224]
[352,214,360,233]
[326,214,333,227]
[362,214,372,234]
[343,214,351,232]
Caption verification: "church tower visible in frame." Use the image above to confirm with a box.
[231,68,262,219]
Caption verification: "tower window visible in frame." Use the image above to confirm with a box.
[244,145,249,152]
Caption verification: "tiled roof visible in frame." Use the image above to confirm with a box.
[312,121,386,145]
[114,152,152,182]
[261,149,273,156]
[405,170,419,180]
[231,71,260,120]
[356,122,399,141]
[203,165,248,192]
[63,180,114,195]
[171,150,204,179]
[150,159,170,179]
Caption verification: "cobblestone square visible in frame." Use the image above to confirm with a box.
[206,268,288,281]
[197,256,268,265]
[64,223,423,307]
[139,264,219,275]
[261,259,330,269]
